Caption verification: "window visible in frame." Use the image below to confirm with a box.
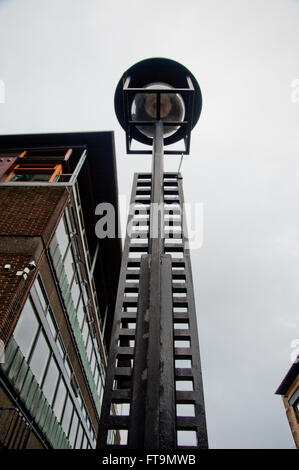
[42,356,60,405]
[11,286,98,449]
[5,163,62,182]
[61,396,74,437]
[53,378,67,422]
[68,411,79,447]
[28,330,51,385]
[55,216,70,258]
[13,298,39,360]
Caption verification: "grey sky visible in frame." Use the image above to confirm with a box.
[1,0,299,449]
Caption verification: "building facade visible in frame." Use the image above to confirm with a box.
[0,132,121,449]
[276,359,299,449]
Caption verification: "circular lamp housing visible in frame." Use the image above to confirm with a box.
[114,57,202,146]
[131,82,185,139]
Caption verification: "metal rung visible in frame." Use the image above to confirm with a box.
[176,417,198,428]
[118,328,136,337]
[120,313,137,322]
[172,270,186,279]
[171,260,185,267]
[174,330,190,340]
[173,299,188,307]
[134,209,150,215]
[135,198,151,204]
[111,390,131,402]
[164,199,181,204]
[136,190,151,195]
[116,347,135,358]
[164,209,181,215]
[114,367,133,378]
[175,348,192,358]
[176,391,199,403]
[165,231,182,238]
[175,368,193,378]
[108,415,130,429]
[129,244,149,252]
[164,173,178,179]
[131,220,149,226]
[126,270,141,279]
[127,259,141,267]
[165,245,184,252]
[122,300,138,308]
[173,312,189,321]
[138,174,152,179]
[124,285,139,293]
[130,231,149,238]
[172,284,187,292]
[164,190,179,195]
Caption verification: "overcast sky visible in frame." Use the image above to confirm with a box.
[1,0,299,449]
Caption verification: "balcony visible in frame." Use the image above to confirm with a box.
[0,407,31,449]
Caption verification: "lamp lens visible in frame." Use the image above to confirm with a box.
[131,82,185,138]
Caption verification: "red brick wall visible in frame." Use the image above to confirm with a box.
[0,254,34,345]
[0,187,68,244]
[0,186,68,344]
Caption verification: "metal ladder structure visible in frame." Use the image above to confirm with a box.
[98,163,208,449]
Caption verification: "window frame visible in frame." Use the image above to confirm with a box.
[4,162,63,182]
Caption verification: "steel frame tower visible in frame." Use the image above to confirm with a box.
[98,58,208,449]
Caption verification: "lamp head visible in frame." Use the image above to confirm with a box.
[114,57,202,149]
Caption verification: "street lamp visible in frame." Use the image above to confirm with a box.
[114,57,202,153]
[99,58,208,449]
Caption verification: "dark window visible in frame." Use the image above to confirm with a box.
[13,298,39,360]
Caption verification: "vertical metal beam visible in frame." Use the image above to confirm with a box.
[144,120,164,448]
[128,255,150,447]
[177,175,209,449]
[160,253,176,448]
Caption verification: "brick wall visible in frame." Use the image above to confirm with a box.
[0,187,68,245]
[0,186,68,344]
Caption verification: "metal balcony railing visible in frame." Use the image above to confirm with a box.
[0,407,31,449]
[0,337,71,449]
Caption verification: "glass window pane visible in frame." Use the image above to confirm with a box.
[90,351,96,375]
[86,336,92,361]
[65,357,72,378]
[45,307,57,339]
[56,216,69,259]
[77,298,85,329]
[69,411,79,448]
[61,396,74,437]
[75,426,84,449]
[64,248,75,285]
[71,277,80,307]
[82,321,88,344]
[56,336,65,359]
[82,435,88,449]
[42,357,59,405]
[53,378,67,422]
[10,173,51,182]
[34,277,48,311]
[94,366,99,387]
[13,298,39,360]
[29,331,50,385]
[77,393,83,409]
